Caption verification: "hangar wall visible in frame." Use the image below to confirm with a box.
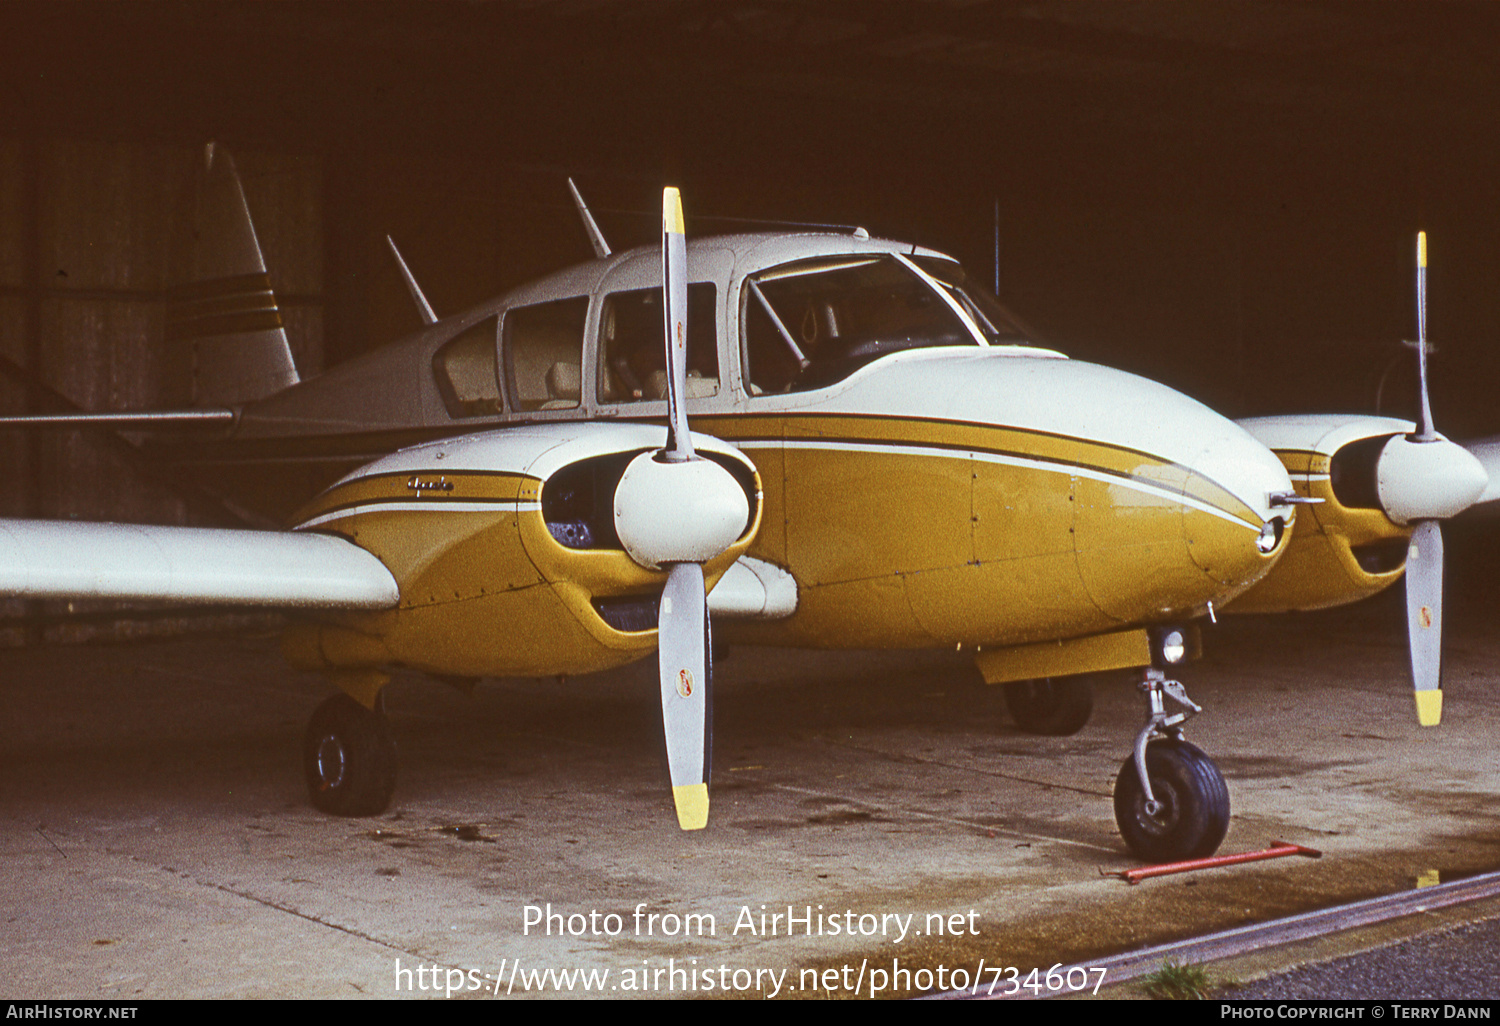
[0,2,1497,640]
[0,140,324,639]
[0,140,321,522]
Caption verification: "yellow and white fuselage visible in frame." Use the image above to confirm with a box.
[702,347,1294,652]
[15,159,1497,853]
[262,230,1297,688]
[0,226,1305,696]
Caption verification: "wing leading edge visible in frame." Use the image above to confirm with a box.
[0,520,397,609]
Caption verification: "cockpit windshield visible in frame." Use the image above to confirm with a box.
[742,254,990,394]
[908,256,1031,345]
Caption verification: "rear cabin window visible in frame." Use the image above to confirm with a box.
[431,315,502,418]
[598,283,718,403]
[742,255,977,394]
[503,297,589,411]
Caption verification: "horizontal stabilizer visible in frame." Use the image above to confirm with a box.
[0,409,235,430]
[0,520,398,608]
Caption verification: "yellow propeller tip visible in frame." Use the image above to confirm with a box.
[663,188,685,236]
[672,783,709,830]
[1416,688,1442,727]
[1418,231,1427,269]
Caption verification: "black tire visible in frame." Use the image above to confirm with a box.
[1113,738,1230,862]
[1003,677,1094,736]
[303,694,398,816]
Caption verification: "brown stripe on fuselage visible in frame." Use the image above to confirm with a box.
[694,412,1262,528]
[164,310,284,342]
[169,290,279,322]
[292,470,539,525]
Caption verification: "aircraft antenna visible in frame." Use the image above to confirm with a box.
[994,199,1000,296]
[385,237,438,326]
[687,213,864,234]
[567,178,612,259]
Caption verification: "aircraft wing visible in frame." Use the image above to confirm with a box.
[1462,436,1500,509]
[705,556,797,619]
[0,520,397,608]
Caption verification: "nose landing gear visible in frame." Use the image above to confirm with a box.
[1113,669,1229,861]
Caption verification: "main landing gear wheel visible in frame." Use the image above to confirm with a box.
[1003,677,1093,736]
[303,694,397,816]
[1113,738,1229,862]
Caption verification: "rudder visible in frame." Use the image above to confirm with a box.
[166,143,300,406]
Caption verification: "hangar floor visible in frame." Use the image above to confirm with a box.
[3,590,1499,1000]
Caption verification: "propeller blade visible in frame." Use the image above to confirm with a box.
[610,187,746,829]
[1388,234,1469,726]
[1406,519,1444,726]
[661,187,693,462]
[1414,231,1436,441]
[658,561,710,829]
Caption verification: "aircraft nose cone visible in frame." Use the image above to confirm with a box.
[1045,360,1293,619]
[837,350,1295,626]
[1181,431,1296,590]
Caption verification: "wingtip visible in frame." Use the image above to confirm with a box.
[673,783,709,830]
[1416,688,1443,727]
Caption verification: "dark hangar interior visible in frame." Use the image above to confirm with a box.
[1,0,1498,621]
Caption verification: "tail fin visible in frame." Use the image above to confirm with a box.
[166,143,300,406]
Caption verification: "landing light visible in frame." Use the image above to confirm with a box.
[1160,629,1187,665]
[1256,517,1284,554]
[1149,624,1201,668]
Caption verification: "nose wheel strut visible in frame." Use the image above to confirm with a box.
[1113,668,1230,862]
[1131,668,1201,814]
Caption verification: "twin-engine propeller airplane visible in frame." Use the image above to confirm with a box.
[3,145,1496,861]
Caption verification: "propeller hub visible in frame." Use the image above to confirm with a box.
[1376,434,1489,525]
[613,451,750,569]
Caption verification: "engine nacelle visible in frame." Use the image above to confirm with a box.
[282,423,760,679]
[1228,415,1415,612]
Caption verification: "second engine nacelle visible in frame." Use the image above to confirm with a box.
[1228,415,1417,613]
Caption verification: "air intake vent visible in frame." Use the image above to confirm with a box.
[593,594,661,633]
[1330,434,1396,510]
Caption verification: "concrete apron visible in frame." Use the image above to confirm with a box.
[3,590,1497,999]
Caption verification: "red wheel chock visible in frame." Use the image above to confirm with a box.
[1107,841,1322,884]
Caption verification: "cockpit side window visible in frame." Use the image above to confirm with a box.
[432,315,502,418]
[502,296,589,411]
[597,283,718,403]
[741,255,977,394]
